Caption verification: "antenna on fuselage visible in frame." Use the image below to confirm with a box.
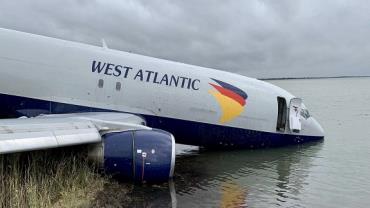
[101,39,108,49]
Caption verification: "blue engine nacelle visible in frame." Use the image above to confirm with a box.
[88,129,175,183]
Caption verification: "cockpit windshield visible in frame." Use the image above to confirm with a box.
[300,108,311,119]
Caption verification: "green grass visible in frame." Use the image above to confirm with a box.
[0,146,131,208]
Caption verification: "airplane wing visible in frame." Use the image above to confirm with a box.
[0,112,149,154]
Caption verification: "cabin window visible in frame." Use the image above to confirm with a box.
[300,108,311,119]
[276,97,287,132]
[98,79,104,88]
[116,82,121,91]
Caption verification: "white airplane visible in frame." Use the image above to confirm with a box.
[0,28,324,183]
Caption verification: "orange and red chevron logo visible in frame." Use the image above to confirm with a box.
[209,78,248,123]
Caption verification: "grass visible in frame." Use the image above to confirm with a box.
[0,146,132,208]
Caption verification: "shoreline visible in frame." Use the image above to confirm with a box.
[259,75,370,81]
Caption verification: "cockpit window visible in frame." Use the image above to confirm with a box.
[300,109,311,119]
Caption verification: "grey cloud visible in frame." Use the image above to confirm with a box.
[0,0,369,78]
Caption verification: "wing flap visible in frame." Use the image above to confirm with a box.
[0,112,149,154]
[0,119,100,154]
[0,133,58,154]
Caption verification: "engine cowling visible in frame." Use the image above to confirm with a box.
[88,129,175,183]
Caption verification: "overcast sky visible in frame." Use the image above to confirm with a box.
[0,0,369,78]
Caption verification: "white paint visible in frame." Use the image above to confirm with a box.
[0,28,325,147]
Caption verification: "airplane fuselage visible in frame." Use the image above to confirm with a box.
[0,28,324,148]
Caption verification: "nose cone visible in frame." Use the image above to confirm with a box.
[310,117,325,138]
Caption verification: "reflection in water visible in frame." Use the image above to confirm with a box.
[174,141,323,207]
[117,141,323,207]
[124,181,176,207]
[220,181,247,208]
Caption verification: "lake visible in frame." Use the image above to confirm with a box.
[126,77,370,207]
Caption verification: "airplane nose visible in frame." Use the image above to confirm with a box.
[311,117,325,138]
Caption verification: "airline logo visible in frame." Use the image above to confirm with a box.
[209,79,248,123]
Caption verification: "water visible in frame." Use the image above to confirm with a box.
[126,77,370,207]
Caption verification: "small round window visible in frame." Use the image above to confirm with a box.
[116,82,121,91]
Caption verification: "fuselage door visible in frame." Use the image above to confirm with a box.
[95,78,115,104]
[289,98,302,133]
[276,97,287,132]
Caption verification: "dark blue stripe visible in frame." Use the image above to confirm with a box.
[211,78,248,100]
[0,93,323,149]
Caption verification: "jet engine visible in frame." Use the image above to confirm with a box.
[88,129,175,183]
